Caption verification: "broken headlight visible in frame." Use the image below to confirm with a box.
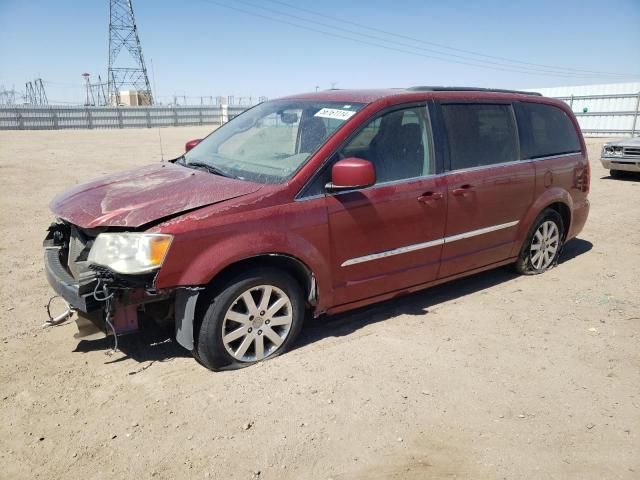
[88,233,173,274]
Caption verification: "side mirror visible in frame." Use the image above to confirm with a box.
[280,112,299,124]
[185,139,202,152]
[326,157,376,191]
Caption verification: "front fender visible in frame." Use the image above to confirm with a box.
[155,230,334,310]
[509,188,573,257]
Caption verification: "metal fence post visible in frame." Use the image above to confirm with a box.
[569,94,574,110]
[632,91,640,136]
[51,108,58,129]
[117,108,123,128]
[173,107,178,127]
[221,104,228,125]
[86,108,93,129]
[146,108,151,128]
[16,108,23,130]
[199,107,203,125]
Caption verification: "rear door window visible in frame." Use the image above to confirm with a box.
[516,102,581,159]
[440,103,519,170]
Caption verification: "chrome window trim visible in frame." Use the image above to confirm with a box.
[340,220,519,267]
[295,151,582,202]
[294,171,444,202]
[526,151,581,161]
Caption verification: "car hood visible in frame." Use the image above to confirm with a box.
[50,163,262,228]
[606,136,640,147]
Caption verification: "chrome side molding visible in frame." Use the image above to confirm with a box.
[341,220,519,267]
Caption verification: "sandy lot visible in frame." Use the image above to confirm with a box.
[0,127,639,479]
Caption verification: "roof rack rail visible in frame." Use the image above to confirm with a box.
[407,86,542,96]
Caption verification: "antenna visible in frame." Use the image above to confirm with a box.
[107,0,153,105]
[158,127,165,162]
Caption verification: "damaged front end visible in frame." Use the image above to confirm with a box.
[43,220,182,344]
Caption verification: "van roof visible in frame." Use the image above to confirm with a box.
[281,87,546,105]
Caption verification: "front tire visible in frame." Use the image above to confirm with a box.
[515,209,564,275]
[610,169,624,179]
[194,268,304,371]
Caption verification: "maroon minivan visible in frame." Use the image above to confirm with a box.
[44,87,590,370]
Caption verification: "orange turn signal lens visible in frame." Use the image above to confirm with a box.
[149,235,172,266]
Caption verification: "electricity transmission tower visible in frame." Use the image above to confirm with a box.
[0,86,19,105]
[24,78,48,105]
[93,75,109,106]
[81,73,108,106]
[107,0,153,105]
[82,73,96,106]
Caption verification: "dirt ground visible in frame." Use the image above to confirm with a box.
[0,127,638,480]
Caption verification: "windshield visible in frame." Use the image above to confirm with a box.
[183,100,364,183]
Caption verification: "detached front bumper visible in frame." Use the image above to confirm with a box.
[43,222,197,349]
[601,158,640,172]
[44,246,100,313]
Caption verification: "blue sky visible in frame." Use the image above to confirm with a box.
[1,0,639,104]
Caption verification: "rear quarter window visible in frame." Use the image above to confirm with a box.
[516,102,581,159]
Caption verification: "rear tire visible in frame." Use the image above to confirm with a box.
[515,209,564,275]
[194,268,304,371]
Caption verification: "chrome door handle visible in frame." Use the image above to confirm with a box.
[417,191,444,203]
[452,184,473,196]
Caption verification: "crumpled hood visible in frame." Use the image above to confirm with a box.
[50,163,262,228]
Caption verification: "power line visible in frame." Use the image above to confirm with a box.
[197,0,638,79]
[264,0,638,78]
[243,0,637,78]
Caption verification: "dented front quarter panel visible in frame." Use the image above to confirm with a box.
[50,163,263,228]
[150,186,335,312]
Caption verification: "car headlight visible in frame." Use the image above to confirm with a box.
[602,145,623,157]
[88,233,173,274]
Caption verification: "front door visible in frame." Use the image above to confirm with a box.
[325,105,447,306]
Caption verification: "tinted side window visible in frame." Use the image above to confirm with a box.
[341,106,433,183]
[441,104,519,170]
[300,105,434,197]
[517,102,581,159]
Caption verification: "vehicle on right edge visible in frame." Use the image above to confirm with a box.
[601,137,640,177]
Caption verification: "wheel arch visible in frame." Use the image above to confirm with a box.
[202,253,318,308]
[176,252,320,353]
[186,253,317,354]
[511,189,573,257]
[545,201,571,240]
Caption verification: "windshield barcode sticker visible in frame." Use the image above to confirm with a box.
[314,108,356,121]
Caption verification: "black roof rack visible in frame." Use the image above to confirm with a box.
[407,86,542,96]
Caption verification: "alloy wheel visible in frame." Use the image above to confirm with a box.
[530,220,560,270]
[221,285,293,362]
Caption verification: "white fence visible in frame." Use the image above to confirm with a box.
[2,88,639,137]
[555,92,640,137]
[531,82,640,137]
[0,105,249,130]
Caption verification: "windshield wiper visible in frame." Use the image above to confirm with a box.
[186,162,232,178]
